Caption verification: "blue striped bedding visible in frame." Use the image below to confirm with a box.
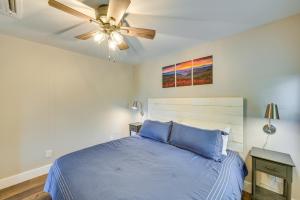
[45,136,247,200]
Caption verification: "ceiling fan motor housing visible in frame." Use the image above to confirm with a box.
[95,5,108,21]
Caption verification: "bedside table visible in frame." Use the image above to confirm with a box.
[129,122,142,136]
[250,147,295,200]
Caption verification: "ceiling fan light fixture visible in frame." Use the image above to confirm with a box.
[111,31,123,45]
[108,39,118,51]
[94,32,106,43]
[100,16,108,23]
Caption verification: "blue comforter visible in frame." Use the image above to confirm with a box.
[45,136,247,200]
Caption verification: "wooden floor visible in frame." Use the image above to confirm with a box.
[0,175,252,200]
[0,175,49,200]
[242,191,252,200]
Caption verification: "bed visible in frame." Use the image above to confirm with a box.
[44,98,247,200]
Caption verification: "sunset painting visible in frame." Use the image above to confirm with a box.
[193,56,213,85]
[176,60,193,87]
[162,65,175,88]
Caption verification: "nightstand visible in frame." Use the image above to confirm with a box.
[129,122,142,136]
[250,147,295,200]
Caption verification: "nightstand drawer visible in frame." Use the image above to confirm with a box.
[256,158,286,178]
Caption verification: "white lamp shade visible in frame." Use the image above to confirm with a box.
[131,101,139,110]
[108,39,118,51]
[111,31,123,45]
[94,32,106,44]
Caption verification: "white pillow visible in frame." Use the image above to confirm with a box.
[221,127,231,156]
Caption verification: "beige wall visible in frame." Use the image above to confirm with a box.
[0,34,133,179]
[133,14,300,199]
[0,13,299,199]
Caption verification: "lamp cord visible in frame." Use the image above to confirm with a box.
[138,101,144,117]
[263,135,270,149]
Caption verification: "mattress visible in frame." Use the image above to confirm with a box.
[45,136,247,200]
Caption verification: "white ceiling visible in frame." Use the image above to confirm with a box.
[1,0,300,64]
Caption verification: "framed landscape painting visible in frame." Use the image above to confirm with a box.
[193,56,213,85]
[162,65,175,88]
[176,60,192,87]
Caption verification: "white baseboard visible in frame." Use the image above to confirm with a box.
[244,180,252,193]
[0,164,52,190]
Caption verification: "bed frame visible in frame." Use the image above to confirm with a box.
[148,98,244,153]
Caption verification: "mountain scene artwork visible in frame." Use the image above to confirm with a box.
[162,55,213,88]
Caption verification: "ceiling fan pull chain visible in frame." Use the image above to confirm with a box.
[108,48,111,62]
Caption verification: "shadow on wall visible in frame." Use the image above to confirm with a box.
[273,75,300,121]
[244,75,300,120]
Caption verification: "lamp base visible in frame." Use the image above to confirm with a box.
[263,124,276,135]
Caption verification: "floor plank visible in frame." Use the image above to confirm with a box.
[242,191,252,200]
[23,192,51,200]
[4,185,44,200]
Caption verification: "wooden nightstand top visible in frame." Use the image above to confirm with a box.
[129,122,143,126]
[251,147,295,167]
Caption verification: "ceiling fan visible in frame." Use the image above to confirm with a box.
[48,0,156,51]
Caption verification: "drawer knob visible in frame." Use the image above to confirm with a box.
[265,166,277,172]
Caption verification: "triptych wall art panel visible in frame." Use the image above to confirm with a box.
[162,65,176,88]
[176,60,193,87]
[162,55,213,88]
[193,56,213,85]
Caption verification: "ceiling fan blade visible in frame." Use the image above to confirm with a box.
[120,27,156,40]
[75,30,98,40]
[48,0,94,21]
[107,0,131,25]
[75,0,99,9]
[118,40,129,50]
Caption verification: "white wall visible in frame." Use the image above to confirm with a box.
[133,14,300,199]
[0,34,133,179]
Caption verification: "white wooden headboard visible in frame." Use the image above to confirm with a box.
[148,98,244,153]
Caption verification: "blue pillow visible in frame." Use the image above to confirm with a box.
[169,123,223,161]
[139,120,172,143]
